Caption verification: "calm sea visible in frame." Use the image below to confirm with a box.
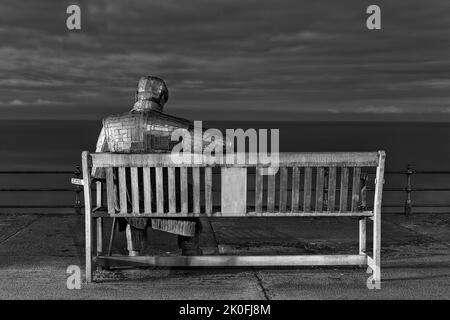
[1,120,449,212]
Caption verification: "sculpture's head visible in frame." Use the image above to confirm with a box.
[132,76,169,112]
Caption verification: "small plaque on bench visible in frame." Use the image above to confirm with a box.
[221,167,247,216]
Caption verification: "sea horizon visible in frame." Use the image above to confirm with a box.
[0,119,449,213]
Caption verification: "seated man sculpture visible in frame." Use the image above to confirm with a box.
[93,76,207,256]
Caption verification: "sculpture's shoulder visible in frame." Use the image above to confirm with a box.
[145,110,192,130]
[142,111,193,153]
[101,112,145,153]
[103,111,141,130]
[103,110,191,128]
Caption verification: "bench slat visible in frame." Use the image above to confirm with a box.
[291,166,300,212]
[93,211,374,218]
[106,167,115,214]
[303,167,312,212]
[168,167,176,213]
[279,167,288,212]
[267,173,275,212]
[131,167,139,214]
[205,167,212,214]
[255,168,263,213]
[181,167,188,214]
[193,167,200,214]
[156,167,164,213]
[351,167,361,212]
[315,167,325,211]
[143,167,151,213]
[327,167,337,212]
[91,152,380,167]
[340,167,349,212]
[118,167,127,214]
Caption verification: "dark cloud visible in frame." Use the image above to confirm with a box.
[1,0,450,120]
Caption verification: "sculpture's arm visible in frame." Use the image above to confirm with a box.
[91,126,109,179]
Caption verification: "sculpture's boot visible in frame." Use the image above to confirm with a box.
[178,234,203,256]
[177,218,203,256]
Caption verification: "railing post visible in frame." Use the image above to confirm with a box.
[404,164,413,216]
[74,164,82,214]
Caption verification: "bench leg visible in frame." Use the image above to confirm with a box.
[370,151,384,288]
[373,212,381,286]
[85,208,93,283]
[82,151,93,283]
[359,217,366,255]
[97,218,103,255]
[96,181,103,258]
[95,217,104,271]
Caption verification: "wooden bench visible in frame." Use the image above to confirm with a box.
[81,151,386,286]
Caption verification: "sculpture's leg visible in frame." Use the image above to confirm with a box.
[150,218,201,255]
[107,218,117,256]
[126,224,147,256]
[178,218,203,256]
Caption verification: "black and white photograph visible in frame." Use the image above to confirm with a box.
[0,0,449,305]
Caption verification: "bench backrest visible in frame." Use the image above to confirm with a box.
[83,151,385,218]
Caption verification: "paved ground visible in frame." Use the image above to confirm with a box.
[0,213,449,299]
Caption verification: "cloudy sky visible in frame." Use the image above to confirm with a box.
[1,0,450,120]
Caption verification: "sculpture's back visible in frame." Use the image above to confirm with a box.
[94,76,202,256]
[103,110,192,153]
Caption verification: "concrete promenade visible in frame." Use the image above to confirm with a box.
[0,213,449,299]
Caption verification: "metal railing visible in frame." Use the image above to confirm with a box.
[0,165,83,214]
[0,164,449,215]
[372,165,450,214]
